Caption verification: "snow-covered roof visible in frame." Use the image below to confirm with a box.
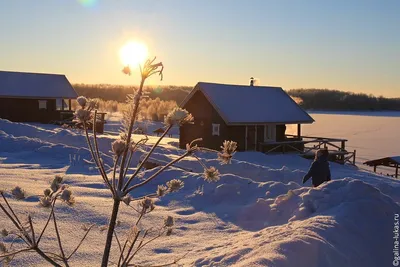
[180,82,314,125]
[0,70,78,99]
[364,156,400,166]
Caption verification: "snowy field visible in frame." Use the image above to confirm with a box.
[1,112,400,266]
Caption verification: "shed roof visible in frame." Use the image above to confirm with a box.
[364,156,400,167]
[0,70,78,99]
[180,82,314,125]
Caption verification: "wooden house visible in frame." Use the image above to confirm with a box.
[0,70,77,123]
[179,82,314,151]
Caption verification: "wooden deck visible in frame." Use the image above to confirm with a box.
[260,134,356,165]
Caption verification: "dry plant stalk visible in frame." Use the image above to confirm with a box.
[0,57,238,267]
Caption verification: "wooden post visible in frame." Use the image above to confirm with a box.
[353,150,356,165]
[373,165,377,173]
[297,124,301,139]
[396,164,399,178]
[245,125,248,151]
[69,99,72,111]
[339,140,346,161]
[341,140,345,151]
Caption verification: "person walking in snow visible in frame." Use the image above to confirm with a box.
[302,149,331,187]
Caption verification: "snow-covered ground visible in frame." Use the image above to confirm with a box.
[1,112,400,266]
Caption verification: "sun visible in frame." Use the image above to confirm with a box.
[119,41,148,67]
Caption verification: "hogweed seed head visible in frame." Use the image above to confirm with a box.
[203,166,220,182]
[164,108,194,126]
[43,188,51,196]
[140,197,155,211]
[157,185,168,197]
[112,139,126,157]
[51,176,63,192]
[122,66,131,76]
[218,140,237,164]
[166,179,184,193]
[77,96,88,108]
[60,189,75,205]
[11,186,25,200]
[55,175,63,183]
[74,109,92,123]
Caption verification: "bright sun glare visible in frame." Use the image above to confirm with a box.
[119,41,148,67]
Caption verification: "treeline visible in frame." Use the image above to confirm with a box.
[288,89,400,111]
[73,84,400,111]
[73,84,191,104]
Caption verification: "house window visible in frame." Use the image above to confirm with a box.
[212,123,220,136]
[38,100,47,110]
[264,124,275,141]
[56,99,63,110]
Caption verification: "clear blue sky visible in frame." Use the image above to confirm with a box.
[0,0,399,97]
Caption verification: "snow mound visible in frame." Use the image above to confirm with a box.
[0,118,55,138]
[194,179,400,267]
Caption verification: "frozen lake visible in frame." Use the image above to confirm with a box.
[301,111,400,167]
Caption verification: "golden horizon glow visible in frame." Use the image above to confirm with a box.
[119,41,148,67]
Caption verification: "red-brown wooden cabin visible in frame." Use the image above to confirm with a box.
[179,82,314,152]
[0,70,78,123]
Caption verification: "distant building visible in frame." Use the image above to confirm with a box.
[0,70,77,123]
[179,82,314,151]
[364,156,400,178]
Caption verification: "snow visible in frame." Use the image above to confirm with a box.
[181,82,314,124]
[0,113,399,266]
[0,71,77,98]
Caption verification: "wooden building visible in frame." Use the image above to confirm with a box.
[179,82,314,151]
[364,156,400,178]
[0,70,77,123]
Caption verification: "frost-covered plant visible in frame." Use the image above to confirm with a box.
[11,186,25,200]
[218,140,238,164]
[0,56,237,267]
[0,177,93,267]
[77,96,88,108]
[204,166,220,182]
[164,107,194,126]
[72,57,237,267]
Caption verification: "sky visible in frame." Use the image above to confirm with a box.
[0,0,399,97]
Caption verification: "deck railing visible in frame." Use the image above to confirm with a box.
[260,134,356,165]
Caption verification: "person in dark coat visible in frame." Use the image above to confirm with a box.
[303,149,331,187]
